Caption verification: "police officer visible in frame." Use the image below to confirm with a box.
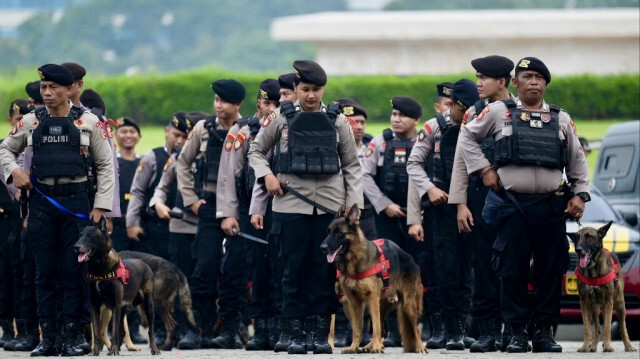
[407,79,479,351]
[248,60,363,355]
[176,79,246,350]
[278,73,297,103]
[448,55,514,352]
[25,82,44,110]
[0,64,115,357]
[127,113,190,260]
[434,82,454,115]
[459,57,590,353]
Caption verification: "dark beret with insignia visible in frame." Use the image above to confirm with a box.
[211,79,246,104]
[471,55,514,78]
[515,56,551,84]
[116,116,141,136]
[60,62,87,81]
[25,81,43,104]
[10,99,29,116]
[293,60,327,86]
[337,98,367,119]
[170,112,192,133]
[436,82,454,98]
[80,89,106,114]
[187,111,210,125]
[278,73,295,90]
[258,79,280,102]
[37,64,74,86]
[451,79,480,110]
[391,96,422,119]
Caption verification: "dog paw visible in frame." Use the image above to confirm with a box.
[417,345,427,353]
[126,345,141,351]
[577,346,589,352]
[151,348,161,355]
[603,346,614,352]
[342,347,357,354]
[160,344,172,351]
[370,346,384,354]
[91,349,101,356]
[589,347,597,352]
[624,346,637,352]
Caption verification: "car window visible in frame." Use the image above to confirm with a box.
[582,191,619,223]
[598,145,634,178]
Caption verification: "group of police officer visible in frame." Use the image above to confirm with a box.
[0,54,590,356]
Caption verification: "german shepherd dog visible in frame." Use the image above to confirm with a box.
[74,217,160,356]
[97,251,198,351]
[321,203,426,354]
[567,221,636,352]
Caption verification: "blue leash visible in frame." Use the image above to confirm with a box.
[30,179,89,220]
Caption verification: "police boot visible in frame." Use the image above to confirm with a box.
[273,318,292,352]
[531,322,562,353]
[492,318,503,351]
[469,319,496,352]
[176,310,201,350]
[128,311,148,344]
[153,322,166,348]
[8,319,39,352]
[332,315,350,348]
[60,320,84,357]
[74,326,91,355]
[426,313,446,349]
[245,318,271,351]
[444,317,464,350]
[199,313,216,349]
[304,315,314,352]
[287,318,306,355]
[30,319,57,357]
[506,324,529,353]
[0,319,14,347]
[210,314,238,349]
[312,315,332,354]
[267,317,279,349]
[383,315,401,347]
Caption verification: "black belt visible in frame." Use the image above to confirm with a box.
[35,181,87,196]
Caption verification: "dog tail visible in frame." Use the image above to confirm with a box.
[177,271,197,329]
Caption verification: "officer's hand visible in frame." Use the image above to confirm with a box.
[251,214,264,230]
[565,195,586,220]
[427,187,448,206]
[127,226,144,242]
[11,168,33,190]
[408,224,424,242]
[457,204,474,233]
[265,174,288,196]
[23,215,28,230]
[221,217,240,237]
[190,199,206,216]
[481,167,502,192]
[155,203,171,220]
[384,203,406,218]
[105,218,113,235]
[14,190,21,202]
[89,209,106,225]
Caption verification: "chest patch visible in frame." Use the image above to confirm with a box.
[394,148,407,164]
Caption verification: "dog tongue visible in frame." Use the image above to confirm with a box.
[326,251,338,263]
[579,254,588,268]
[78,252,89,263]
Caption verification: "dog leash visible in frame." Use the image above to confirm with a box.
[280,184,337,216]
[30,178,89,220]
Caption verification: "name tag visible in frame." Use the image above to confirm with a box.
[530,120,543,128]
[394,148,407,164]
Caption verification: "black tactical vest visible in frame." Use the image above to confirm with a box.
[31,106,85,178]
[142,147,174,223]
[235,117,262,210]
[277,101,340,175]
[117,156,140,215]
[204,116,229,183]
[494,99,566,170]
[433,114,459,189]
[375,129,413,206]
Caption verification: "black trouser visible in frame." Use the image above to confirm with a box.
[0,212,14,320]
[143,219,171,261]
[375,212,420,262]
[359,206,377,241]
[243,206,275,319]
[169,232,196,280]
[111,217,154,254]
[420,204,438,314]
[18,231,37,321]
[433,202,472,321]
[466,179,500,321]
[273,211,337,317]
[493,192,569,325]
[28,188,89,320]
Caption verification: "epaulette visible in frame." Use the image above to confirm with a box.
[382,128,393,141]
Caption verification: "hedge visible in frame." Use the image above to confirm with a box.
[1,68,638,124]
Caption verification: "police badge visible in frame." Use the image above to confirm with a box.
[541,113,551,123]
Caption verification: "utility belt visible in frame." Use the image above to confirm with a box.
[433,178,450,193]
[35,181,87,197]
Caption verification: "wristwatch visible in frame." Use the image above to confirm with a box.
[576,192,591,203]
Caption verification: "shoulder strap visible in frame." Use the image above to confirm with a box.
[326,102,340,121]
[362,133,373,146]
[34,106,48,121]
[474,99,485,117]
[280,100,296,119]
[503,98,517,110]
[235,117,250,129]
[248,117,261,137]
[549,104,561,114]
[68,105,85,121]
[382,128,393,141]
[436,114,447,132]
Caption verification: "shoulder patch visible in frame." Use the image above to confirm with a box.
[424,123,432,134]
[365,146,374,158]
[263,111,277,128]
[476,106,490,121]
[234,131,247,150]
[225,133,236,152]
[137,159,146,173]
[417,129,426,142]
[463,110,469,122]
[188,129,195,140]
[9,125,18,136]
[569,118,578,135]
[346,116,357,127]
[163,156,174,172]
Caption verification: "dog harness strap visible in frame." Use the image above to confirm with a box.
[341,239,391,292]
[116,258,130,285]
[575,249,618,286]
[86,259,130,285]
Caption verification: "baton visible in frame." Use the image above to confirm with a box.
[231,227,268,244]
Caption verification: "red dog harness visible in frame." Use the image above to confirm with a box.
[337,239,391,293]
[87,258,130,285]
[575,248,619,286]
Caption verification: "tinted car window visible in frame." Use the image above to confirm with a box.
[598,145,634,178]
[582,191,619,223]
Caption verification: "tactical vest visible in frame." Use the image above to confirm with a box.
[472,100,497,167]
[235,117,262,210]
[142,147,175,223]
[204,116,229,183]
[277,101,341,175]
[494,99,566,170]
[375,129,413,206]
[117,156,140,215]
[433,114,459,190]
[31,106,85,179]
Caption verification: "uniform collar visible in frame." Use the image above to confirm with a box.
[515,97,549,111]
[293,100,326,113]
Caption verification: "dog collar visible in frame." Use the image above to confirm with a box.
[87,258,130,285]
[575,248,619,286]
[337,239,390,292]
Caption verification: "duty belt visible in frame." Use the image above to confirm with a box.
[35,181,87,196]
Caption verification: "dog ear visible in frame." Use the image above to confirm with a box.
[97,216,108,234]
[597,221,613,240]
[336,205,346,218]
[566,232,579,245]
[346,203,361,226]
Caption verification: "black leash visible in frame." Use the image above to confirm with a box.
[280,184,337,216]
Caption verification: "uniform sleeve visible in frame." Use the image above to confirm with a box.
[177,122,203,208]
[448,142,469,204]
[216,125,246,219]
[105,135,121,218]
[149,156,176,208]
[561,113,590,195]
[0,116,31,183]
[361,136,392,213]
[459,106,497,175]
[248,113,282,180]
[88,114,115,212]
[406,124,436,198]
[336,115,364,209]
[249,177,269,216]
[406,179,423,225]
[126,150,156,228]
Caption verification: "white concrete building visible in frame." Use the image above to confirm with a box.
[271,9,640,76]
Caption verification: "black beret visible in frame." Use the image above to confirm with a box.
[258,79,280,102]
[337,98,367,119]
[451,79,480,110]
[80,89,106,114]
[391,96,422,119]
[60,62,87,81]
[515,56,551,84]
[436,82,454,98]
[211,79,246,103]
[471,55,514,78]
[169,112,192,133]
[186,111,210,124]
[278,73,295,90]
[38,64,74,86]
[10,99,30,116]
[115,116,141,136]
[25,81,43,104]
[293,60,327,86]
